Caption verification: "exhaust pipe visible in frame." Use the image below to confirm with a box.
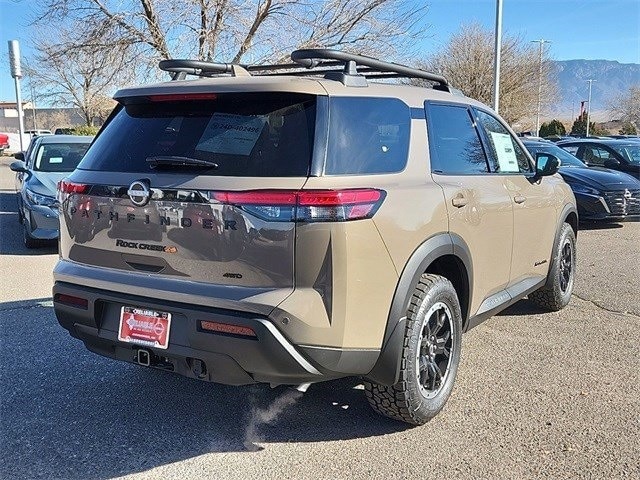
[291,382,311,393]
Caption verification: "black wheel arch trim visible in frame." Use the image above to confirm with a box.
[365,233,472,386]
[545,203,578,289]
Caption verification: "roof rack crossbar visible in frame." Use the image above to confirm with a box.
[290,49,450,90]
[159,59,249,79]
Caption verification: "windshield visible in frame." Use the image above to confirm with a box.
[34,143,91,172]
[611,144,640,165]
[525,143,586,167]
[78,93,317,177]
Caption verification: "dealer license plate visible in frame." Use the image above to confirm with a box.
[118,306,171,350]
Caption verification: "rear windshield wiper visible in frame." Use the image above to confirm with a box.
[146,156,219,169]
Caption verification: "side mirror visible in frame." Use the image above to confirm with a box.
[13,151,24,161]
[9,160,28,173]
[535,153,560,178]
[604,158,621,168]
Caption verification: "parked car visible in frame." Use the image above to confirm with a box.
[10,135,93,248]
[523,140,640,221]
[25,129,53,137]
[557,138,640,179]
[0,133,9,155]
[54,127,75,135]
[51,49,577,425]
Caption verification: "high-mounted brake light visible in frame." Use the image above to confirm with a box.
[210,188,385,222]
[148,93,217,102]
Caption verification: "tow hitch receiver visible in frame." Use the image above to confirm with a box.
[137,349,151,367]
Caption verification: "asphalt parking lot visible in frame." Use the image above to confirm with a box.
[0,156,638,479]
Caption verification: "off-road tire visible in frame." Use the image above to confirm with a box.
[364,274,462,425]
[529,222,576,312]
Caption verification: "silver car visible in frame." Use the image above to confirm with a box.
[10,135,93,248]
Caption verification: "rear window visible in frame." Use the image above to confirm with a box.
[324,97,410,175]
[34,143,90,172]
[78,93,317,177]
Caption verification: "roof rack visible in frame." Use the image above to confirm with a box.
[158,48,452,92]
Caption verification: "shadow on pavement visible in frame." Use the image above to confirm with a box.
[0,300,409,480]
[497,298,548,316]
[578,221,624,231]
[0,191,57,255]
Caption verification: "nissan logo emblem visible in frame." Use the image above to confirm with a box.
[127,180,151,207]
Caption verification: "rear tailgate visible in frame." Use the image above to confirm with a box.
[58,92,318,289]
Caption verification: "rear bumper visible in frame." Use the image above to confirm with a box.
[53,281,379,386]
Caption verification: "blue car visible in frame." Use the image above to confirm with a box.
[523,140,640,222]
[10,135,93,248]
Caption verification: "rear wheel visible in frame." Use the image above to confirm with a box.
[529,222,576,311]
[364,274,462,425]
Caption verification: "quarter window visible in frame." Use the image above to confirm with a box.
[475,110,532,173]
[325,97,410,175]
[426,104,489,174]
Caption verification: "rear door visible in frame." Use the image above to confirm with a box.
[473,108,558,286]
[58,92,318,289]
[425,102,513,316]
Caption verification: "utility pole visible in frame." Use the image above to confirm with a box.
[586,79,596,137]
[8,40,25,151]
[531,39,551,137]
[492,0,503,112]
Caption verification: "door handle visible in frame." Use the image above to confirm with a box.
[451,194,468,208]
[514,195,526,204]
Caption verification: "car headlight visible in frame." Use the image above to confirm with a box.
[569,183,600,196]
[25,189,57,207]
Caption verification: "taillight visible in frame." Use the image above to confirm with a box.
[210,189,385,222]
[57,180,89,203]
[58,181,89,194]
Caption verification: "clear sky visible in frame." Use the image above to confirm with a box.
[1,0,639,102]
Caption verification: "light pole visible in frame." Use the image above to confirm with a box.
[586,79,596,137]
[8,40,25,151]
[29,81,37,131]
[492,0,503,112]
[532,39,551,137]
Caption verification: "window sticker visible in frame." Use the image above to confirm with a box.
[489,132,519,172]
[196,113,266,156]
[49,157,63,163]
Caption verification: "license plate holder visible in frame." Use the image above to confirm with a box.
[118,306,171,350]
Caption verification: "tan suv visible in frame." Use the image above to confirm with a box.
[53,49,577,425]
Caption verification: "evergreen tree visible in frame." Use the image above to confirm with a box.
[619,122,638,135]
[539,119,566,137]
[570,113,607,136]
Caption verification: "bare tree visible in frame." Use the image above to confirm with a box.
[421,23,558,126]
[36,0,428,66]
[27,30,124,126]
[608,85,640,132]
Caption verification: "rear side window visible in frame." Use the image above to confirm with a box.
[34,143,90,172]
[426,103,488,174]
[324,97,410,175]
[78,93,316,177]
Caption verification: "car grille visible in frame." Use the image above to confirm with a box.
[603,190,640,216]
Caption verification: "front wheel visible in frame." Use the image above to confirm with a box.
[529,222,576,311]
[364,274,463,425]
